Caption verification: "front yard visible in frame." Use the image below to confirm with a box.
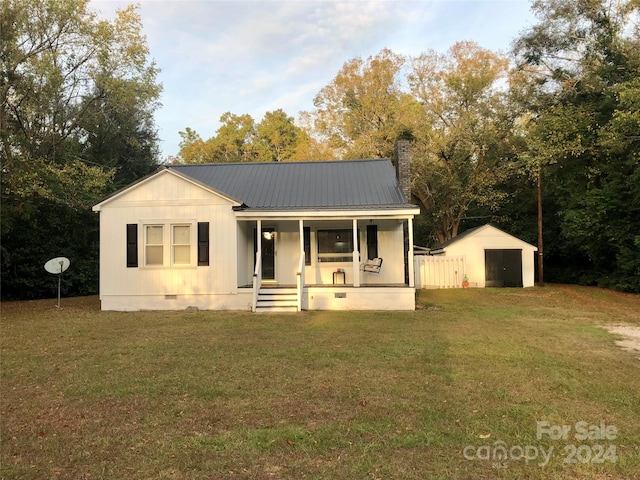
[1,285,639,479]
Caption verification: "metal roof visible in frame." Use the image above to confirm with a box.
[170,159,411,210]
[430,224,538,252]
[430,225,486,251]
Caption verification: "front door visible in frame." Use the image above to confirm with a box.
[254,227,276,281]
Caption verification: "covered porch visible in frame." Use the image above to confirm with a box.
[235,211,418,311]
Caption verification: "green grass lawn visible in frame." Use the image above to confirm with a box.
[1,285,639,480]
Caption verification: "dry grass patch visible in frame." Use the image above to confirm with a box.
[1,286,639,479]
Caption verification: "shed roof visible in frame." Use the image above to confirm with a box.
[431,225,485,251]
[430,224,537,253]
[170,159,411,211]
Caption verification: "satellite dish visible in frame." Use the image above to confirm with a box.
[44,257,70,307]
[44,257,70,274]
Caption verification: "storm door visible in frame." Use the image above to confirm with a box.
[254,227,276,281]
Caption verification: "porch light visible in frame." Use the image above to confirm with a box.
[263,231,274,240]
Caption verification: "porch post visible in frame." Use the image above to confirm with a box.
[299,219,304,260]
[297,219,305,311]
[256,220,262,256]
[353,218,360,287]
[408,217,415,287]
[252,219,263,312]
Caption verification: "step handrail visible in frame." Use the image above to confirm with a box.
[252,251,262,312]
[296,250,305,311]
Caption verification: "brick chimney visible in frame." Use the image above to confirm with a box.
[394,140,411,202]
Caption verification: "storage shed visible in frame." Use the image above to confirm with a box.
[427,224,538,288]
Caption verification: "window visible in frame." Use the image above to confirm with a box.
[145,225,164,266]
[131,221,205,267]
[172,225,191,265]
[317,229,354,263]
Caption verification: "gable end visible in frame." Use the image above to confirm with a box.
[92,168,241,211]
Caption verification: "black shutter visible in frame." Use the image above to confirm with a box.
[126,224,138,267]
[303,227,311,265]
[366,224,378,260]
[198,222,210,266]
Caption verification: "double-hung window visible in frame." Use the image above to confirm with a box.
[145,225,164,266]
[128,222,208,267]
[172,225,191,265]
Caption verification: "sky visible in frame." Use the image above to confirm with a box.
[91,0,538,159]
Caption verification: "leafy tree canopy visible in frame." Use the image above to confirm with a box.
[407,41,517,243]
[304,43,519,243]
[1,0,162,299]
[177,109,328,163]
[512,0,640,291]
[304,48,410,160]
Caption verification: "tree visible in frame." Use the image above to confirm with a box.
[255,109,301,162]
[1,0,161,298]
[177,110,314,163]
[306,49,409,159]
[177,127,214,164]
[407,41,516,243]
[1,0,160,208]
[289,128,337,161]
[303,44,521,243]
[80,78,160,188]
[209,112,257,162]
[177,113,257,163]
[514,0,640,291]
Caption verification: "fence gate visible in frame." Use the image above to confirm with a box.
[414,255,466,289]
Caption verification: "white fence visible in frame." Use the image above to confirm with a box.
[414,255,466,289]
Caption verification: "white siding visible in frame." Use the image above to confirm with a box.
[100,293,253,312]
[274,221,301,285]
[234,221,304,286]
[235,219,407,287]
[98,171,241,310]
[96,170,418,310]
[236,222,253,287]
[368,220,405,285]
[306,287,415,310]
[302,220,405,285]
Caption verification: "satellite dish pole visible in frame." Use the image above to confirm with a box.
[44,257,71,308]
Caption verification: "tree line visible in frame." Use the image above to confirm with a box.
[2,0,639,298]
[1,0,160,299]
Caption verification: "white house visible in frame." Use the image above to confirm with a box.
[421,224,538,288]
[92,142,420,312]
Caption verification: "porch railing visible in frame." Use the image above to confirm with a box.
[296,251,305,311]
[252,251,262,312]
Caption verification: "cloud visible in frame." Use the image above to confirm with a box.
[91,0,535,158]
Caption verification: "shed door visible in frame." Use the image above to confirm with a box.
[485,249,523,287]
